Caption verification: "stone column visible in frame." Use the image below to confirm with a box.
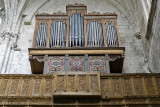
[0,32,11,73]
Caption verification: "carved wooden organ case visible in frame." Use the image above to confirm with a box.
[29,4,125,74]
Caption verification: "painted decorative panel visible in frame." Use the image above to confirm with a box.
[49,56,64,72]
[70,56,84,71]
[89,56,105,72]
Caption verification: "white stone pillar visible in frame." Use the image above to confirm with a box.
[0,32,11,73]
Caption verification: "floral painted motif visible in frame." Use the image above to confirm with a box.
[49,56,64,71]
[70,56,84,71]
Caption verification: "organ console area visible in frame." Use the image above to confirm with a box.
[29,3,125,74]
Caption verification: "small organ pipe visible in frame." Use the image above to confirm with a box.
[106,22,118,47]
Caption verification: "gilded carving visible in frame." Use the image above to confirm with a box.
[21,79,30,96]
[44,79,53,95]
[32,79,41,95]
[9,79,19,96]
[56,75,65,92]
[0,79,9,95]
[155,77,160,94]
[67,75,75,92]
[123,78,134,96]
[90,75,98,92]
[78,75,86,92]
[145,78,156,95]
[134,78,144,95]
[112,78,122,96]
[101,79,111,97]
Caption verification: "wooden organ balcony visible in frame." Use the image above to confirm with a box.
[29,4,125,74]
[0,74,160,106]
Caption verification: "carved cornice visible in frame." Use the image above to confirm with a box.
[67,3,86,7]
[88,11,101,15]
[53,11,65,15]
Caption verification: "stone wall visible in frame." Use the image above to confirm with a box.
[148,0,160,73]
[0,0,152,74]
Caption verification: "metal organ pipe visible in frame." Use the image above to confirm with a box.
[106,22,118,47]
[87,21,104,47]
[69,13,84,47]
[35,23,48,48]
[49,21,66,48]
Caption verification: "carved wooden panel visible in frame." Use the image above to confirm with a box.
[111,78,123,96]
[70,56,84,71]
[0,79,9,96]
[89,56,105,72]
[49,56,64,72]
[21,79,31,96]
[78,75,87,92]
[67,75,76,92]
[155,77,160,95]
[90,75,99,92]
[55,75,65,92]
[8,79,20,96]
[32,79,42,96]
[123,78,134,96]
[101,78,111,98]
[133,78,144,95]
[44,78,53,96]
[54,72,100,96]
[145,77,156,95]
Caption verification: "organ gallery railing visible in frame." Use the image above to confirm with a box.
[0,73,160,106]
[32,4,121,48]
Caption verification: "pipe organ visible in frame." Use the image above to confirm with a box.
[50,21,66,47]
[30,4,124,74]
[106,21,118,47]
[69,13,84,47]
[87,21,104,47]
[35,22,48,48]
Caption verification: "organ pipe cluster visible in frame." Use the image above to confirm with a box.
[87,21,104,47]
[35,23,48,48]
[35,14,119,48]
[69,13,84,47]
